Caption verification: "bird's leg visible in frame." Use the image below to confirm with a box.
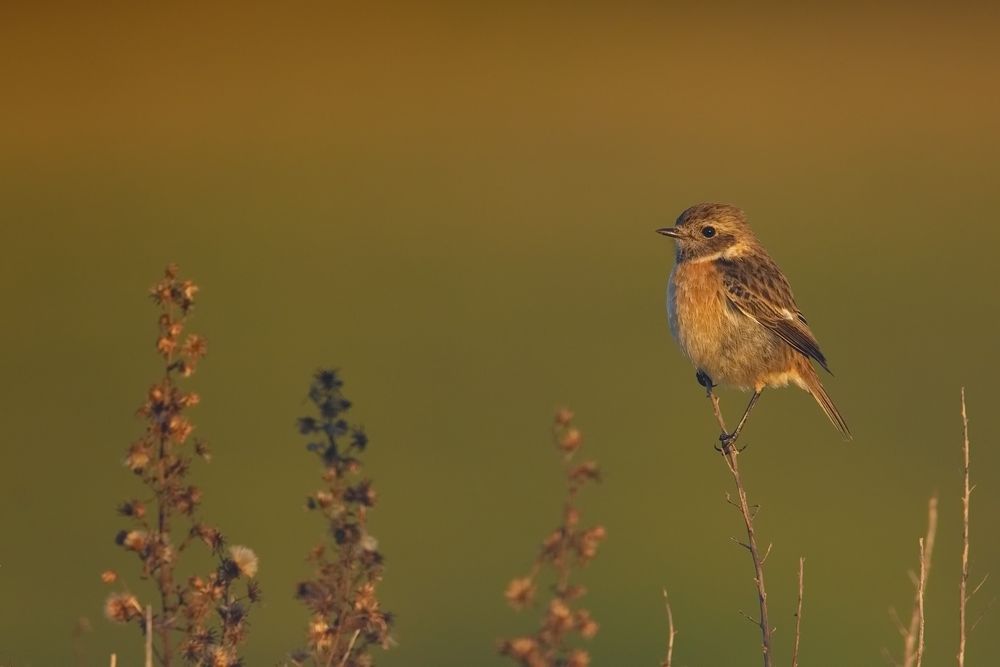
[719,389,763,451]
[696,370,715,398]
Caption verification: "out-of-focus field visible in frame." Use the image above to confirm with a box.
[1,4,999,665]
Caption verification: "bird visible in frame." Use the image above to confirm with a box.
[657,203,850,445]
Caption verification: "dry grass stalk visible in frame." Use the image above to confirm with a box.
[957,388,992,665]
[887,495,938,667]
[661,589,677,667]
[289,369,393,667]
[791,557,804,667]
[145,605,153,667]
[707,388,772,667]
[499,408,605,667]
[958,387,970,667]
[915,537,928,667]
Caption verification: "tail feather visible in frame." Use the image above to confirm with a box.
[798,364,852,440]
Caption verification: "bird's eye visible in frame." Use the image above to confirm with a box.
[702,226,716,238]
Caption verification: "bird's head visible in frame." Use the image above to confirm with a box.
[657,203,756,262]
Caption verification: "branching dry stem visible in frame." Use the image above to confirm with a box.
[791,557,804,667]
[708,388,772,667]
[895,496,937,667]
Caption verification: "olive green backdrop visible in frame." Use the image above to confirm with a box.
[2,3,999,665]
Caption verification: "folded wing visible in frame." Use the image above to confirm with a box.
[716,255,831,373]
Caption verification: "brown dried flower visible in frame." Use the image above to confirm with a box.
[229,545,259,578]
[499,409,603,666]
[505,577,536,610]
[104,592,142,623]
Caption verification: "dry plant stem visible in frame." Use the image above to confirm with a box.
[916,537,928,667]
[336,630,361,667]
[791,557,804,667]
[896,496,938,667]
[958,387,970,667]
[157,304,176,667]
[661,589,677,667]
[110,654,117,667]
[708,389,772,667]
[145,605,154,667]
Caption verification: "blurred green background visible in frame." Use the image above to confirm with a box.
[2,3,999,665]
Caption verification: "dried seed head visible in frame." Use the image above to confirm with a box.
[504,577,536,610]
[229,545,259,578]
[120,530,149,552]
[354,582,379,613]
[168,416,194,443]
[499,636,539,661]
[360,532,379,552]
[104,592,142,623]
[182,334,208,360]
[124,442,151,472]
[569,461,601,485]
[547,598,573,632]
[559,428,583,453]
[576,609,599,639]
[210,645,235,667]
[314,490,334,508]
[156,336,176,357]
[180,280,198,302]
[554,408,575,426]
[308,615,333,652]
[578,526,606,560]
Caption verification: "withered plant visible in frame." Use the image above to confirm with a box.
[499,409,606,667]
[104,265,260,667]
[290,369,393,667]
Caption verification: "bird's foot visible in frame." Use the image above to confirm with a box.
[696,370,716,397]
[715,432,748,454]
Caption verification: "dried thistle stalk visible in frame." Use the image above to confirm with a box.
[290,369,393,667]
[499,408,605,667]
[105,265,260,666]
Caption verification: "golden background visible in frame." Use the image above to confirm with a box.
[2,3,999,665]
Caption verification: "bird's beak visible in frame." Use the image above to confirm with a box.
[656,227,682,238]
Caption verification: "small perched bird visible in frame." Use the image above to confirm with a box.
[658,203,850,444]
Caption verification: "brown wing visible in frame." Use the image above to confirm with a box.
[716,255,831,373]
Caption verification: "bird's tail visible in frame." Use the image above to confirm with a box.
[798,362,852,440]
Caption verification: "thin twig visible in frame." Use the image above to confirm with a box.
[110,655,117,667]
[145,605,154,667]
[916,538,928,667]
[901,496,938,667]
[791,557,804,667]
[889,607,908,638]
[708,389,772,667]
[336,630,362,667]
[969,573,989,599]
[970,595,997,632]
[661,589,677,667]
[958,387,970,667]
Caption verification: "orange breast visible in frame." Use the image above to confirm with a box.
[668,260,729,367]
[667,259,796,390]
